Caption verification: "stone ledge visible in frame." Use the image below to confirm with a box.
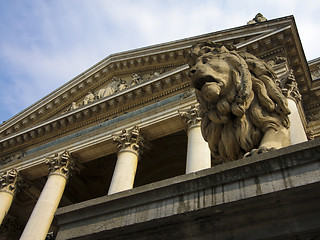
[55,138,320,239]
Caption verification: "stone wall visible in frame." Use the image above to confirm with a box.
[56,139,320,240]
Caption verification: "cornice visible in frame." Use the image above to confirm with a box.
[236,23,312,97]
[0,15,297,138]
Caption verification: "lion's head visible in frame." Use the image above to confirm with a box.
[188,42,291,162]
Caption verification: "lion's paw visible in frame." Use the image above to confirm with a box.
[244,146,276,158]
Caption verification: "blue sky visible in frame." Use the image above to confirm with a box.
[0,0,319,124]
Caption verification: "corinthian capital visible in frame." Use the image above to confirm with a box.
[179,105,202,129]
[113,126,145,155]
[46,150,76,179]
[0,169,20,195]
[280,70,302,103]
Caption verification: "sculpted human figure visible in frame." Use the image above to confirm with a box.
[83,92,95,105]
[188,42,291,162]
[70,102,78,111]
[96,81,117,99]
[131,73,142,86]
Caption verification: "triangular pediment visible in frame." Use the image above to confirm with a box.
[1,15,311,159]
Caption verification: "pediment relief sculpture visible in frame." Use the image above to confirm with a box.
[65,68,170,113]
[188,42,291,162]
[66,74,142,112]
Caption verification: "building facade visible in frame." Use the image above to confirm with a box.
[1,15,320,239]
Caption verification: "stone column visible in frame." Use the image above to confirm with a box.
[282,72,308,144]
[0,169,20,226]
[108,126,145,195]
[179,105,211,174]
[20,151,75,240]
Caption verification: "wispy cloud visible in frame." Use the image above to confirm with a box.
[0,0,319,123]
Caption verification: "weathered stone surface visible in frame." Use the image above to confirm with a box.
[55,138,320,240]
[188,42,291,162]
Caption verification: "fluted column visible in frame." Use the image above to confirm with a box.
[108,126,145,195]
[179,105,211,174]
[282,72,308,144]
[0,169,20,226]
[20,151,75,240]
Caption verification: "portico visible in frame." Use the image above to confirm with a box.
[0,15,317,239]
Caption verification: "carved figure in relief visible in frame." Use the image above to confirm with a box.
[188,42,291,162]
[118,78,128,91]
[96,81,117,99]
[130,73,142,86]
[83,92,95,105]
[69,102,79,110]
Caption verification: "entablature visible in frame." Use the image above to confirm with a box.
[0,92,198,180]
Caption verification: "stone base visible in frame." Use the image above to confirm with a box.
[56,139,320,240]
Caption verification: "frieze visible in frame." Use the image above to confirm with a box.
[66,74,146,112]
[0,152,25,165]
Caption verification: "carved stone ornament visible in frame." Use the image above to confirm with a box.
[306,129,315,140]
[188,42,291,162]
[0,152,25,165]
[66,74,145,113]
[179,105,202,129]
[311,64,320,80]
[247,13,267,24]
[0,169,20,195]
[46,150,76,179]
[130,73,142,86]
[276,69,302,102]
[113,126,145,155]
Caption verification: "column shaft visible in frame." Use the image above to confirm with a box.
[0,192,13,225]
[108,150,138,195]
[287,98,307,144]
[186,125,211,174]
[179,105,211,174]
[108,126,144,195]
[20,174,67,240]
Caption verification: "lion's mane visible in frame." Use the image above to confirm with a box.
[188,42,290,162]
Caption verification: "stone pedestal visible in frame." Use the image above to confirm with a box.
[0,169,19,226]
[108,126,145,195]
[179,105,211,174]
[20,151,75,240]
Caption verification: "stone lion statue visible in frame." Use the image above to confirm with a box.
[188,42,291,162]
